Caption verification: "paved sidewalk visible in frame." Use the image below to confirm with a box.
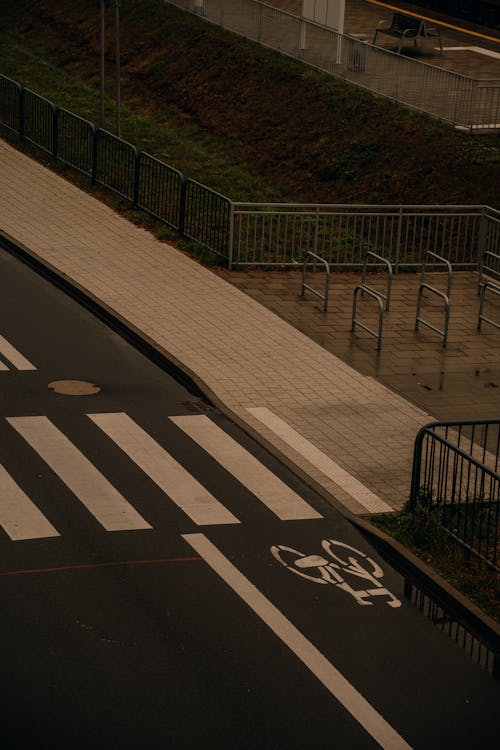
[0,139,436,515]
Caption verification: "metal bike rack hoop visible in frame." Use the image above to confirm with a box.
[301,251,331,312]
[352,285,384,351]
[361,250,393,311]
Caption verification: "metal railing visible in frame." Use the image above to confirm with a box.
[166,0,500,132]
[0,76,229,257]
[410,419,500,571]
[1,75,499,269]
[230,203,499,269]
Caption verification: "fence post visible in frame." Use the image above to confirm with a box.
[477,206,488,271]
[91,128,99,184]
[395,206,403,272]
[228,200,235,270]
[133,150,141,207]
[409,426,427,508]
[314,206,320,256]
[52,106,59,160]
[179,176,187,235]
[19,86,25,142]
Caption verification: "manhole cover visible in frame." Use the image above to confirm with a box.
[48,380,101,396]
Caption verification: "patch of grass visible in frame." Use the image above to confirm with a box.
[372,500,500,622]
[1,0,498,208]
[0,27,296,202]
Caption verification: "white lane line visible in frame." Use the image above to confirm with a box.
[170,415,322,521]
[88,413,240,526]
[0,464,60,540]
[0,335,36,370]
[440,46,500,59]
[183,533,412,750]
[247,407,392,514]
[7,416,151,532]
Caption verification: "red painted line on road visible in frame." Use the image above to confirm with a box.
[367,0,500,43]
[0,556,201,577]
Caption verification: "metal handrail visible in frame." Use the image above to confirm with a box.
[351,285,384,350]
[301,251,330,312]
[478,281,500,332]
[360,251,393,311]
[410,418,500,572]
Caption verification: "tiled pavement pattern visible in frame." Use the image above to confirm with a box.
[270,0,500,78]
[0,138,436,515]
[214,268,500,422]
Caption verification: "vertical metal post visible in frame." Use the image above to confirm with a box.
[133,150,140,207]
[100,0,105,130]
[179,177,187,236]
[19,86,25,141]
[52,106,59,160]
[313,206,320,256]
[395,206,403,272]
[115,0,121,138]
[228,201,235,271]
[477,206,488,273]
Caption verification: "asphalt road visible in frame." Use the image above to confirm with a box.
[0,247,498,750]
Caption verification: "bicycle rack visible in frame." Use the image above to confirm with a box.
[415,251,452,348]
[478,250,500,295]
[477,281,500,332]
[360,251,393,311]
[301,251,330,312]
[351,285,384,351]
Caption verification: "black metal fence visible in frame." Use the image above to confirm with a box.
[0,74,232,258]
[410,419,500,571]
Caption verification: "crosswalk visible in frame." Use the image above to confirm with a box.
[0,334,36,371]
[0,412,323,542]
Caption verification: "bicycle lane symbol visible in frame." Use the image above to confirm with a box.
[271,539,401,608]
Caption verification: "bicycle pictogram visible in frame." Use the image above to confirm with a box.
[271,539,401,608]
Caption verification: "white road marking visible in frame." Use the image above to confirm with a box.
[440,46,500,59]
[88,412,240,526]
[170,415,322,521]
[0,464,60,540]
[7,416,151,532]
[0,360,9,371]
[247,407,392,513]
[183,533,412,750]
[0,334,36,370]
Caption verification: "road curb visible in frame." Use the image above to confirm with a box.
[1,227,498,674]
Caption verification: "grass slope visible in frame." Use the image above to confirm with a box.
[1,0,499,206]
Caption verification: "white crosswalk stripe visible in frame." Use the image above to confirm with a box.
[0,412,325,542]
[88,412,240,526]
[6,416,152,532]
[0,464,60,541]
[0,334,36,370]
[171,415,322,521]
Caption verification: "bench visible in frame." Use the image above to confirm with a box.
[373,13,443,56]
